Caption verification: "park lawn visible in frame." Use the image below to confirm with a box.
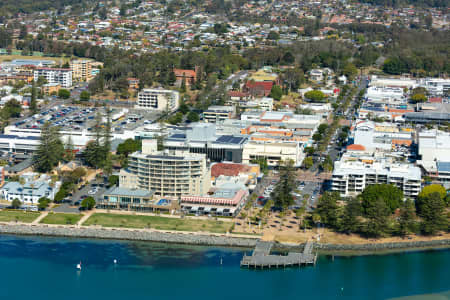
[0,54,71,63]
[0,210,41,223]
[40,213,82,225]
[84,213,233,233]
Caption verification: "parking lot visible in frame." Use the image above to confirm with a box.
[12,105,161,134]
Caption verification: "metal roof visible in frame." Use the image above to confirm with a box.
[437,161,450,173]
[104,187,153,197]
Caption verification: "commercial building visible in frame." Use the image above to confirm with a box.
[136,88,180,112]
[351,121,413,153]
[331,154,421,198]
[120,139,210,198]
[180,184,248,216]
[33,68,72,87]
[98,186,163,212]
[239,97,274,111]
[164,123,247,163]
[417,129,450,185]
[0,134,40,154]
[203,105,234,123]
[242,140,304,167]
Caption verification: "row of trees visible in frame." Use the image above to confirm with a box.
[317,184,449,237]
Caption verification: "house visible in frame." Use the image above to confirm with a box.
[42,83,61,95]
[127,78,140,90]
[243,81,273,97]
[173,68,197,87]
[0,180,57,204]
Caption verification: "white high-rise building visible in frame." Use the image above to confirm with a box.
[136,88,179,112]
[120,140,210,198]
[34,68,72,87]
[332,155,421,198]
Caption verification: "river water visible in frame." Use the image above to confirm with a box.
[0,235,448,300]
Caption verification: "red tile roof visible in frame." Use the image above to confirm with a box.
[347,144,366,151]
[244,81,273,92]
[211,163,251,178]
[428,97,442,103]
[173,69,196,78]
[228,91,250,98]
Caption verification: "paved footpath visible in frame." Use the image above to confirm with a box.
[31,211,48,225]
[76,210,95,227]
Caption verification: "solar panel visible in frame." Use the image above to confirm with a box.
[170,133,186,139]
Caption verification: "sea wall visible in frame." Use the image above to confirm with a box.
[275,239,450,254]
[0,224,258,248]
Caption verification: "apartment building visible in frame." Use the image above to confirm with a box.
[70,59,94,82]
[136,88,180,112]
[332,156,421,198]
[33,68,72,87]
[120,139,210,198]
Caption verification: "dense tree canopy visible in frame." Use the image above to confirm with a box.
[361,184,403,214]
[304,90,326,102]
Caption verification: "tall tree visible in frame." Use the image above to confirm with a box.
[271,159,296,210]
[339,197,362,234]
[33,122,64,173]
[397,199,417,236]
[419,192,447,235]
[363,197,390,238]
[64,135,75,162]
[30,81,37,115]
[317,191,340,229]
[83,112,107,168]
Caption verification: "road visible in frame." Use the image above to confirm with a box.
[299,76,368,208]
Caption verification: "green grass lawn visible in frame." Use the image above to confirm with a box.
[84,213,233,233]
[40,213,82,225]
[0,210,41,223]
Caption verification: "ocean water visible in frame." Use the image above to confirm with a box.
[0,235,448,300]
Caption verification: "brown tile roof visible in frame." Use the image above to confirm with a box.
[211,163,251,178]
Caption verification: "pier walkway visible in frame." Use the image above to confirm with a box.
[240,240,316,269]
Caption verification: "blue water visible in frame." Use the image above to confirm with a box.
[0,235,448,300]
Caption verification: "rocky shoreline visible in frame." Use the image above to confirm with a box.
[0,223,449,255]
[0,224,258,248]
[275,239,450,255]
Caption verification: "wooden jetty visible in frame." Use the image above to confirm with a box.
[240,241,317,269]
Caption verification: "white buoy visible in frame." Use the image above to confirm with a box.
[114,259,117,264]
